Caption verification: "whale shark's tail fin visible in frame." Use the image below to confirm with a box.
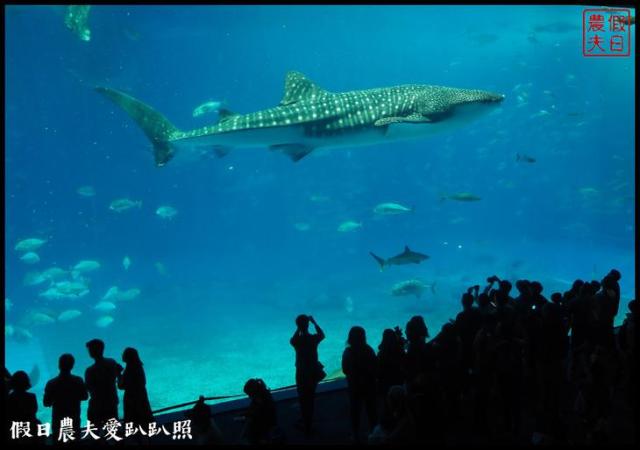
[369,252,386,271]
[95,87,179,167]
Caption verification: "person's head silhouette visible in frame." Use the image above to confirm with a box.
[86,338,105,360]
[59,353,75,374]
[295,314,310,333]
[10,370,31,392]
[406,315,429,343]
[122,347,143,366]
[347,326,366,348]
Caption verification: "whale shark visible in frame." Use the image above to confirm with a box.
[95,71,504,167]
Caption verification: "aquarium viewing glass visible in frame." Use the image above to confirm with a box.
[4,5,635,426]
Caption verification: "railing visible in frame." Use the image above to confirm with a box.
[151,375,345,416]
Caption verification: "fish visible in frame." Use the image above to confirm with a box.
[344,296,354,313]
[155,262,167,276]
[156,205,178,219]
[530,110,550,119]
[440,192,482,202]
[76,185,96,197]
[294,222,311,231]
[94,301,117,312]
[369,246,429,271]
[58,309,82,322]
[64,5,91,41]
[102,286,121,301]
[337,221,362,232]
[95,316,114,328]
[29,312,56,325]
[41,267,68,281]
[109,198,142,212]
[23,272,48,286]
[391,279,436,298]
[533,21,580,34]
[11,326,33,342]
[123,256,131,270]
[95,71,505,167]
[72,260,101,277]
[373,202,413,215]
[516,153,536,163]
[309,194,330,203]
[53,280,90,296]
[193,100,226,117]
[20,252,40,264]
[579,187,599,196]
[5,298,12,312]
[119,288,141,301]
[15,238,47,252]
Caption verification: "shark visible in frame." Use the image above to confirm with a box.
[370,246,429,271]
[95,71,504,166]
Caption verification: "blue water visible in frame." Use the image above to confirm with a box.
[5,5,635,426]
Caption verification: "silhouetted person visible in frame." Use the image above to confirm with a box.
[368,385,416,444]
[534,302,566,436]
[530,281,549,307]
[4,367,11,397]
[493,317,523,436]
[376,327,405,397]
[118,347,153,436]
[186,396,223,444]
[290,314,325,437]
[472,313,497,434]
[6,370,41,444]
[240,378,278,444]
[514,279,533,315]
[617,299,636,409]
[403,315,430,392]
[455,288,483,401]
[43,353,88,442]
[84,339,123,429]
[595,273,621,349]
[342,326,378,442]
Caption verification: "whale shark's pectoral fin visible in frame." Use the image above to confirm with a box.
[270,143,314,162]
[374,113,430,127]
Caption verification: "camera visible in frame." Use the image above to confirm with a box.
[487,275,499,283]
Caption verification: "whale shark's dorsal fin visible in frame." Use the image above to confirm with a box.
[404,245,411,253]
[218,108,238,122]
[280,71,328,106]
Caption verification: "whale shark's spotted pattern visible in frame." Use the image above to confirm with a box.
[96,71,504,166]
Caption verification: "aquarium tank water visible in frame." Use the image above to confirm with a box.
[4,5,635,425]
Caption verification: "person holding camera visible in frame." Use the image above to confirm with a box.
[290,314,325,437]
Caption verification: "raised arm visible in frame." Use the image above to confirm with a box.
[309,316,325,342]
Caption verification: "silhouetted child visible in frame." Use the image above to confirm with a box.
[84,339,123,429]
[43,353,88,442]
[368,385,416,444]
[186,396,223,444]
[342,326,378,443]
[6,370,42,444]
[118,347,154,437]
[240,378,279,444]
[290,314,325,437]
